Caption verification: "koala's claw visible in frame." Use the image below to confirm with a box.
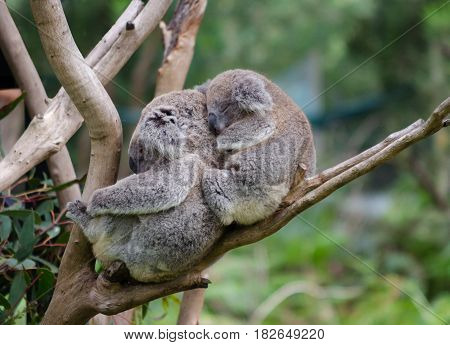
[66,200,91,229]
[149,106,178,122]
[66,200,87,217]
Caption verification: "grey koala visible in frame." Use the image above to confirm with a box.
[66,90,223,283]
[199,69,316,226]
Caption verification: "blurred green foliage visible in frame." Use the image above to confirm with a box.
[0,172,71,324]
[1,0,448,324]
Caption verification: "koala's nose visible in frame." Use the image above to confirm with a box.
[208,112,225,134]
[129,156,138,174]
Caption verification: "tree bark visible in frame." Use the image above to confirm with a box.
[29,0,122,324]
[0,0,80,208]
[155,0,207,97]
[0,0,172,192]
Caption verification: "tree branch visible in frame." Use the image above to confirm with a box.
[155,0,207,96]
[0,0,80,208]
[30,0,123,196]
[0,0,172,192]
[29,0,122,324]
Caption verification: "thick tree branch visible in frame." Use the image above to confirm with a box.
[91,273,210,315]
[30,0,123,196]
[29,0,123,324]
[0,0,80,208]
[155,0,207,96]
[0,0,172,192]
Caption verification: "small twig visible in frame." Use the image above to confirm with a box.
[250,281,362,324]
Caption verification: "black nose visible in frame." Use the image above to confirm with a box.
[129,156,138,174]
[208,112,225,134]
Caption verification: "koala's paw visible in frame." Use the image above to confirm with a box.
[66,200,90,229]
[202,169,235,225]
[66,200,87,218]
[149,106,179,124]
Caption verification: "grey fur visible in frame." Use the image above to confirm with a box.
[202,69,316,225]
[66,90,223,283]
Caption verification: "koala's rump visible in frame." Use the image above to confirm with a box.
[94,190,222,283]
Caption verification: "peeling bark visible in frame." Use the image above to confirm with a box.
[0,0,172,192]
[0,0,80,208]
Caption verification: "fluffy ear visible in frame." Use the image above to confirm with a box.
[194,79,211,95]
[232,74,273,114]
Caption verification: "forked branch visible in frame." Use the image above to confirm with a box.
[0,0,80,208]
[0,0,172,192]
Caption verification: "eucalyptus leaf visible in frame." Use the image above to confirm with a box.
[47,175,86,193]
[9,272,26,308]
[36,200,54,216]
[15,214,36,262]
[31,255,59,274]
[0,209,40,224]
[0,294,10,310]
[4,258,36,270]
[35,268,55,300]
[94,259,103,273]
[46,226,61,239]
[0,92,25,121]
[0,215,12,241]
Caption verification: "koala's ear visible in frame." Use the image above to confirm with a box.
[194,79,211,95]
[232,75,273,114]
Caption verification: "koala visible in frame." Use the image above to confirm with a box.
[199,69,316,226]
[66,90,223,283]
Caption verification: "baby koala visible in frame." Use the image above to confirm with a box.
[199,69,316,225]
[67,90,222,283]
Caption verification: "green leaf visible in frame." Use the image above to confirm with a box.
[4,258,36,270]
[0,294,10,310]
[15,215,36,262]
[9,271,27,308]
[12,298,27,324]
[47,175,86,193]
[35,268,55,300]
[30,255,58,274]
[36,200,54,216]
[94,259,103,273]
[0,215,12,241]
[46,226,61,239]
[0,92,25,121]
[0,209,40,224]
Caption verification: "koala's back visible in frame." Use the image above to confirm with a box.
[260,73,316,178]
[225,71,316,191]
[92,180,222,283]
